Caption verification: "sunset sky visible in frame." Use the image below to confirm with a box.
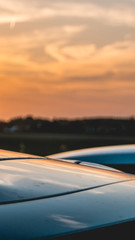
[1,0,135,120]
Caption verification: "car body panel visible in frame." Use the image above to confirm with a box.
[1,180,135,239]
[47,145,135,164]
[0,149,44,160]
[47,145,135,173]
[0,149,135,239]
[0,157,133,204]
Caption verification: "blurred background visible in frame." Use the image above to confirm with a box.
[0,116,135,156]
[1,0,135,155]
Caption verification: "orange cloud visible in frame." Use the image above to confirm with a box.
[0,1,135,119]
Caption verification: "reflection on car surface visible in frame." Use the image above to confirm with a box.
[0,148,135,239]
[47,144,135,174]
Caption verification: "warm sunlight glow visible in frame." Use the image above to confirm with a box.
[0,0,135,120]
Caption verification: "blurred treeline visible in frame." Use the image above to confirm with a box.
[0,116,135,156]
[0,116,135,136]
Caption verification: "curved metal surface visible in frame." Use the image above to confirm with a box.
[1,180,135,239]
[47,145,135,164]
[54,159,121,172]
[0,149,44,160]
[0,158,133,204]
[1,149,135,239]
[79,161,121,172]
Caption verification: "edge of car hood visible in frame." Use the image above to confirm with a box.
[0,157,135,204]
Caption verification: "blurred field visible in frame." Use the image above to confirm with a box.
[0,133,135,157]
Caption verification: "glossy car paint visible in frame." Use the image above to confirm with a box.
[0,149,135,239]
[1,180,135,239]
[0,157,132,204]
[47,145,135,164]
[0,149,44,160]
[47,145,135,173]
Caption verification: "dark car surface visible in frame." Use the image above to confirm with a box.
[1,149,135,239]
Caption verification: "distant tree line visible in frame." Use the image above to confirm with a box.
[0,116,135,136]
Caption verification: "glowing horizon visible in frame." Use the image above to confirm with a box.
[1,0,135,120]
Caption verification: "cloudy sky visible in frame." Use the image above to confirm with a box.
[1,0,135,120]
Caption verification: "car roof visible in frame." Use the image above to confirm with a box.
[47,144,135,165]
[0,150,134,204]
[0,149,44,160]
[0,150,135,239]
[48,144,135,159]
